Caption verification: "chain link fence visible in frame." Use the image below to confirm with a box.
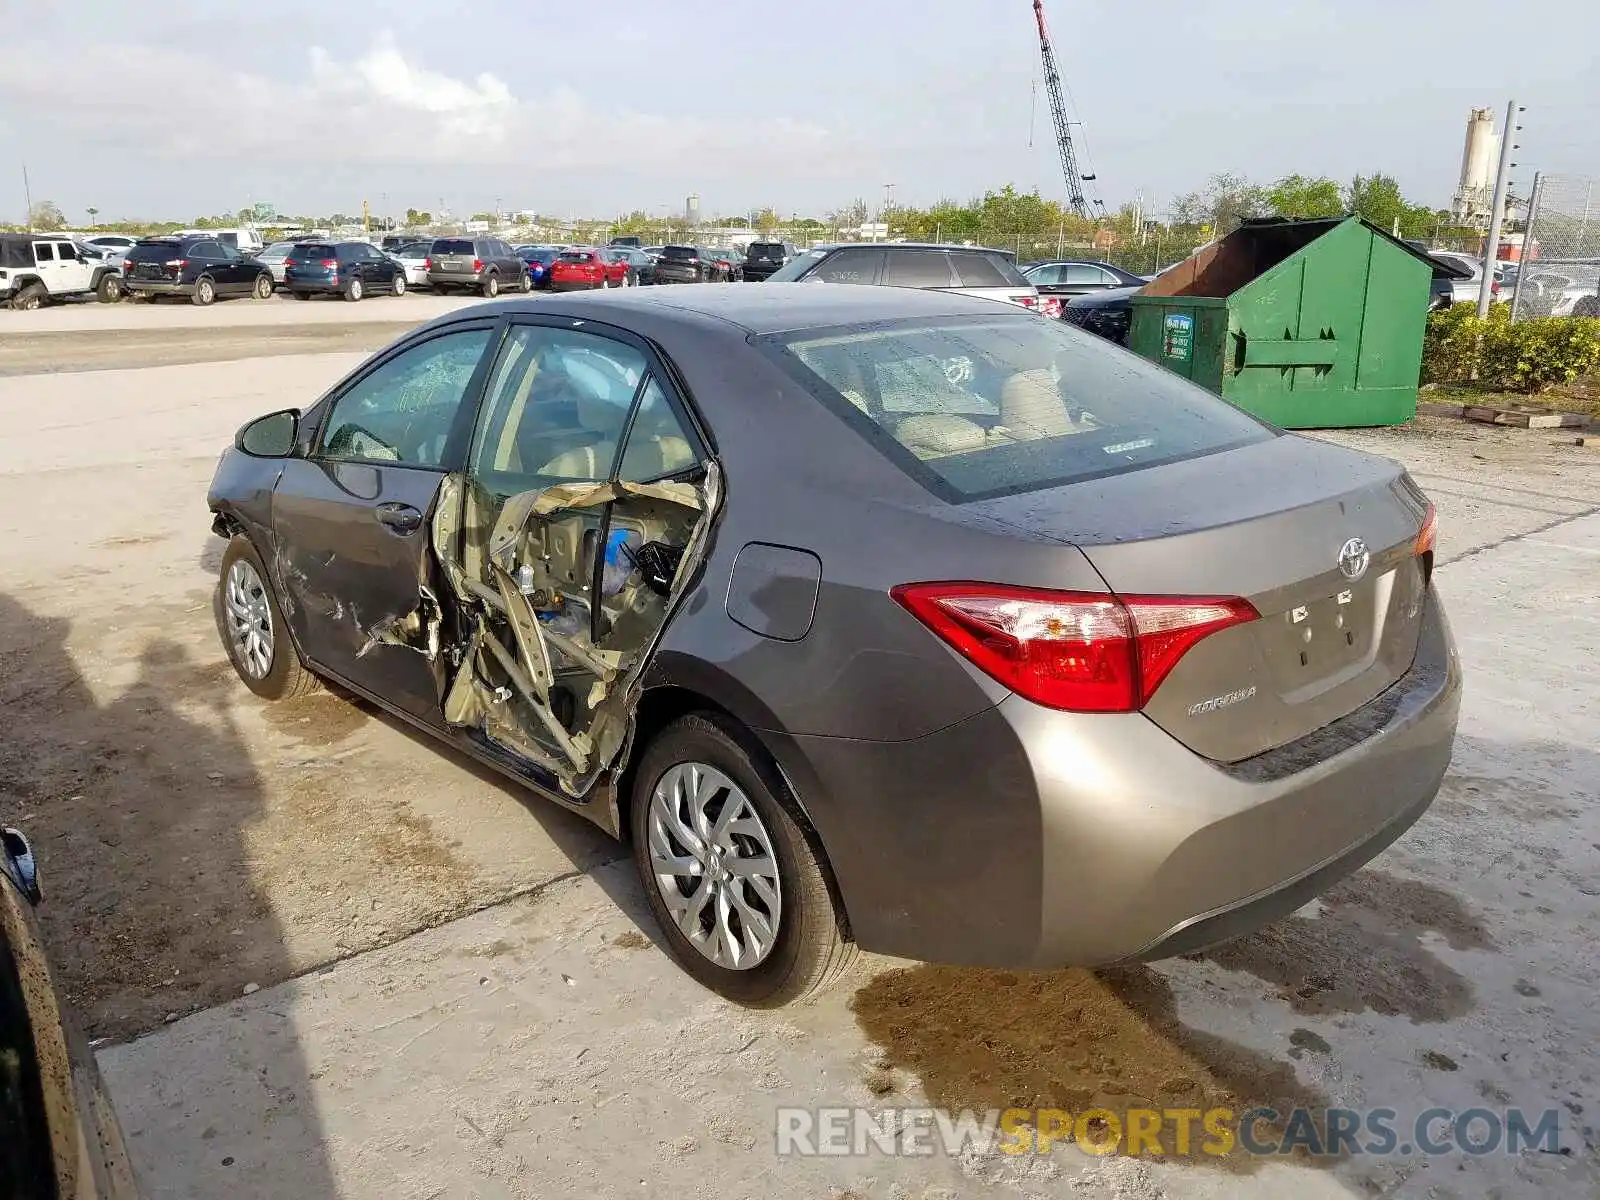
[1510,173,1600,320]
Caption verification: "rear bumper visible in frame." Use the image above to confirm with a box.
[286,277,341,294]
[550,279,601,291]
[743,266,780,281]
[123,279,192,296]
[427,272,484,288]
[780,589,1460,968]
[654,268,701,284]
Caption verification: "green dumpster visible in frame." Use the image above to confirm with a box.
[1128,217,1434,428]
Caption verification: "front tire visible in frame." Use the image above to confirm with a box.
[482,273,500,299]
[192,276,216,306]
[214,536,320,701]
[96,274,122,303]
[344,276,363,302]
[253,273,273,300]
[630,713,856,1007]
[392,273,407,297]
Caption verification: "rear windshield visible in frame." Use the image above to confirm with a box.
[558,250,594,262]
[521,248,558,263]
[949,251,1028,288]
[747,242,784,258]
[126,241,182,263]
[762,315,1271,502]
[293,243,336,258]
[661,246,699,261]
[432,239,475,255]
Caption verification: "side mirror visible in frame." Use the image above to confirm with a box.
[2,828,40,906]
[236,409,300,458]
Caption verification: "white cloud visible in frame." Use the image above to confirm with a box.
[0,33,832,169]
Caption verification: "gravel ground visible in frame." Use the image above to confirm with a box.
[0,310,1595,1198]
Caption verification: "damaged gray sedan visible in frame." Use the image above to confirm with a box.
[208,285,1459,1005]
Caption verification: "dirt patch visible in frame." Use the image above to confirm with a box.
[1201,869,1490,1022]
[1420,1050,1459,1072]
[94,534,171,550]
[610,930,650,951]
[1288,1029,1331,1057]
[261,692,373,746]
[852,963,1327,1169]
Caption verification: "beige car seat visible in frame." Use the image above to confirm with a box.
[1000,369,1077,439]
[895,413,987,458]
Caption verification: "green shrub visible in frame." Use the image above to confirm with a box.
[1423,304,1600,393]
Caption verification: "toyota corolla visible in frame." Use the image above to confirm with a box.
[206,285,1460,1005]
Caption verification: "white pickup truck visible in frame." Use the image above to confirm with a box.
[0,233,124,309]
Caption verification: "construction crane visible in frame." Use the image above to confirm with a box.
[1032,0,1104,219]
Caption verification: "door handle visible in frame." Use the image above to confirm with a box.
[375,502,424,534]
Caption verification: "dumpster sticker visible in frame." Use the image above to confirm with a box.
[1162,313,1195,363]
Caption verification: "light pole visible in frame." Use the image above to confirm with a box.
[1478,100,1522,318]
[881,183,895,241]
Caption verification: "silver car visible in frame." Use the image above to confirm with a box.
[255,241,302,286]
[765,242,1056,315]
[206,285,1459,1006]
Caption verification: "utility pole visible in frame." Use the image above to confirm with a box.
[21,161,32,231]
[1510,172,1544,318]
[881,183,895,241]
[1478,99,1522,318]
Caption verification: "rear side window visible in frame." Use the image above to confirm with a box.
[764,315,1271,502]
[432,239,474,255]
[0,242,30,269]
[882,250,955,288]
[950,251,1027,288]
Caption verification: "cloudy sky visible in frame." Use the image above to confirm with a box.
[0,0,1594,224]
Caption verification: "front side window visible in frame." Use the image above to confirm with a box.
[765,314,1271,502]
[811,248,881,284]
[470,325,649,491]
[320,328,492,467]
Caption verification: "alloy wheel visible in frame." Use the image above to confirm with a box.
[647,762,783,970]
[224,559,274,679]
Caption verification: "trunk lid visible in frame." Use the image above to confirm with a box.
[964,435,1432,762]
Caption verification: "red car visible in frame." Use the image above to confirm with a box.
[548,247,633,291]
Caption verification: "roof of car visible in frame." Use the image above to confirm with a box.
[806,242,1013,256]
[463,281,1035,335]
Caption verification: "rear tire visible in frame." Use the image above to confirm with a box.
[252,273,273,299]
[294,290,311,301]
[12,283,45,311]
[482,272,500,299]
[518,270,532,293]
[192,277,216,306]
[630,713,856,1007]
[214,535,320,702]
[96,274,122,303]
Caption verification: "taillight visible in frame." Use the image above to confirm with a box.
[423,256,433,270]
[1415,501,1438,586]
[285,258,296,269]
[1041,296,1063,319]
[472,258,483,271]
[320,258,337,270]
[164,258,185,269]
[891,583,1258,713]
[1016,295,1038,308]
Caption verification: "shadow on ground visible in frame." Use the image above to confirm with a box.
[0,590,339,1194]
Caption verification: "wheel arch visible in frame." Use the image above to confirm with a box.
[620,667,855,943]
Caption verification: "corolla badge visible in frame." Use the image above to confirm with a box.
[1338,537,1370,581]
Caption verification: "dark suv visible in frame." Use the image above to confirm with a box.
[285,241,407,301]
[123,235,275,305]
[743,240,797,281]
[425,237,529,297]
[654,245,707,284]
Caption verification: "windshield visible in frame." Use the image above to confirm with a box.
[762,314,1272,502]
[765,249,828,282]
[126,241,182,264]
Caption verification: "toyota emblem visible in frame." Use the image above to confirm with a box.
[1338,537,1370,581]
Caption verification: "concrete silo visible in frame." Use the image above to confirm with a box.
[685,195,701,229]
[1452,108,1499,224]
